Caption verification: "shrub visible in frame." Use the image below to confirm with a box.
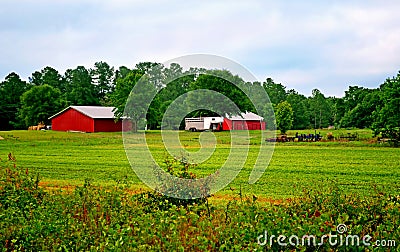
[135,154,211,212]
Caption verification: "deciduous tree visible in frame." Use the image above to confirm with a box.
[111,70,157,132]
[309,89,332,128]
[188,70,254,117]
[286,90,309,129]
[0,72,29,129]
[372,71,400,144]
[275,101,293,134]
[30,66,65,91]
[64,66,99,106]
[262,78,287,106]
[18,84,65,127]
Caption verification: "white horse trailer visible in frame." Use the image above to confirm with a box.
[185,117,224,131]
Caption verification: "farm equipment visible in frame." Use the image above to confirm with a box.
[266,132,323,142]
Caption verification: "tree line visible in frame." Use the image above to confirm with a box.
[0,61,399,138]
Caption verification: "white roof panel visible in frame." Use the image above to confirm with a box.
[226,112,264,121]
[49,106,117,119]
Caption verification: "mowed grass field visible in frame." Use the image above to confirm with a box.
[0,129,399,200]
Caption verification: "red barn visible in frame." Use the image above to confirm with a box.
[49,106,130,133]
[222,112,266,130]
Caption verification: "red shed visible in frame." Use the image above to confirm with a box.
[49,106,129,133]
[222,112,266,130]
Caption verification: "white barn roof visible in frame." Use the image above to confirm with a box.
[226,112,264,121]
[49,106,117,119]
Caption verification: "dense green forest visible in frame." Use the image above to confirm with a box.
[0,62,399,139]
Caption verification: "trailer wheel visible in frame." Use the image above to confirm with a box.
[190,128,197,132]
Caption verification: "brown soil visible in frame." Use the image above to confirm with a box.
[37,182,289,206]
[208,194,288,205]
[38,181,75,193]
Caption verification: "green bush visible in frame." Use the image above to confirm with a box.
[136,154,211,212]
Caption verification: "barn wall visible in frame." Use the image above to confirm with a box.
[94,119,122,132]
[245,121,265,130]
[222,118,232,130]
[222,118,265,130]
[246,121,257,130]
[261,121,266,130]
[122,119,133,132]
[51,109,94,132]
[232,120,248,130]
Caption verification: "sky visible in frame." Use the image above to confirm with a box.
[1,0,400,97]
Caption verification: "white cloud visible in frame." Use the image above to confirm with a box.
[1,1,400,97]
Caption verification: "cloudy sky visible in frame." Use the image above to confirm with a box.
[1,0,399,97]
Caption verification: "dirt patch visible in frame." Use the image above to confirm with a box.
[209,194,287,206]
[36,182,288,206]
[38,181,149,195]
[0,136,4,140]
[38,181,75,194]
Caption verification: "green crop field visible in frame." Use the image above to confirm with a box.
[0,129,398,199]
[1,130,399,250]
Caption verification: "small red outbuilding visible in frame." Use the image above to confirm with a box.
[49,106,129,133]
[222,112,266,130]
